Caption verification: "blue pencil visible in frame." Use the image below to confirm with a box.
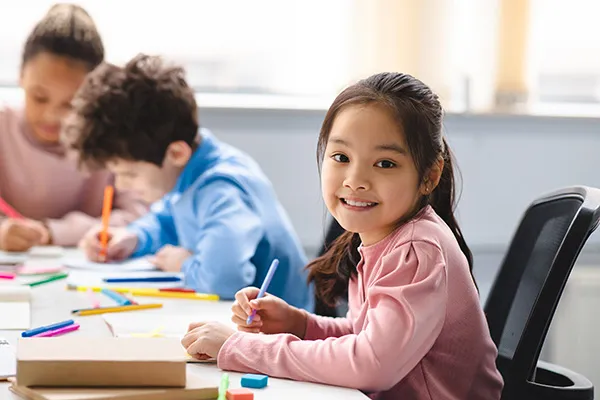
[101,288,132,306]
[246,259,279,325]
[103,276,181,283]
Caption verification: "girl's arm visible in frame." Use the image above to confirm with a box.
[302,310,354,340]
[217,240,447,393]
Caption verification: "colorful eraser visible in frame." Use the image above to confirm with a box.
[226,388,254,400]
[240,373,268,389]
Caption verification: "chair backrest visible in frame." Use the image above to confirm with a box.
[484,186,600,396]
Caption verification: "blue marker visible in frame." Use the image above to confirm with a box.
[102,276,181,283]
[22,319,74,337]
[246,259,279,325]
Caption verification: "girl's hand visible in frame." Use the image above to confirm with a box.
[0,219,48,252]
[181,321,235,360]
[231,286,307,338]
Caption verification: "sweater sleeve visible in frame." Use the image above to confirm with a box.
[303,311,354,340]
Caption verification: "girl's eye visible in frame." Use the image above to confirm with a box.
[332,154,349,163]
[376,160,396,169]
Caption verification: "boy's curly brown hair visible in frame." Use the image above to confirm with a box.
[62,53,199,167]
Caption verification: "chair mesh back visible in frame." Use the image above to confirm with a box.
[491,198,582,360]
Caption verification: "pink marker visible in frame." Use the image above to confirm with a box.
[0,272,15,280]
[34,323,80,337]
[18,265,64,276]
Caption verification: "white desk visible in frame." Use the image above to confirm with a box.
[0,249,368,399]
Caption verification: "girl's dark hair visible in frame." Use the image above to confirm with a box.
[22,3,104,70]
[307,72,474,306]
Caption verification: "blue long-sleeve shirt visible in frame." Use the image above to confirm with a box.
[127,129,313,311]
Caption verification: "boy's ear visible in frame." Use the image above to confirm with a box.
[165,141,192,168]
[420,157,444,195]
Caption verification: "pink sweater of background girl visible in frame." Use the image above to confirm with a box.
[0,105,146,245]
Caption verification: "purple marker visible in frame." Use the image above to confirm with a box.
[246,259,279,325]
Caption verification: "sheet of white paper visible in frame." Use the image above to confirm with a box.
[102,311,234,339]
[66,270,184,289]
[0,286,31,330]
[0,303,29,330]
[0,338,16,380]
[28,246,65,258]
[63,256,157,272]
[102,311,232,364]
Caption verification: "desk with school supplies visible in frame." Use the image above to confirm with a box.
[0,248,369,400]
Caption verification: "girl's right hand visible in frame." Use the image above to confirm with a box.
[0,218,48,252]
[231,287,307,339]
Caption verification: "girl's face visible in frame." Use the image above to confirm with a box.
[20,52,89,145]
[321,104,428,246]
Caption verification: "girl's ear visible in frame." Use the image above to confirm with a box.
[420,157,444,195]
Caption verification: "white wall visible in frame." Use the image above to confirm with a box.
[201,107,600,255]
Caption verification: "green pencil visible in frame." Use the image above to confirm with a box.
[26,272,69,287]
[217,373,229,400]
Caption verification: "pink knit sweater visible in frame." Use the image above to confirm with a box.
[218,206,504,399]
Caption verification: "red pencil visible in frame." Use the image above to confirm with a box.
[159,288,196,293]
[0,197,23,219]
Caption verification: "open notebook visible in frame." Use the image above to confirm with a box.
[0,286,31,329]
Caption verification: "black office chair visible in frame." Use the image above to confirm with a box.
[314,217,347,317]
[485,186,600,400]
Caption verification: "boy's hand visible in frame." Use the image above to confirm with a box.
[181,321,235,360]
[0,219,49,252]
[231,287,307,338]
[149,245,192,272]
[79,226,138,262]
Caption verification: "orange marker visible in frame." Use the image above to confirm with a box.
[99,185,114,261]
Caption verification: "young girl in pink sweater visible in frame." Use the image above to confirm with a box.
[182,72,504,399]
[0,4,146,251]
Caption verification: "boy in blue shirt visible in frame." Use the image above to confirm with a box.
[69,54,313,310]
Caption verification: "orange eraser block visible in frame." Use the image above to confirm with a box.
[226,388,254,399]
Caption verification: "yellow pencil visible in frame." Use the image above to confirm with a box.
[66,284,219,301]
[127,289,219,301]
[73,303,163,316]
